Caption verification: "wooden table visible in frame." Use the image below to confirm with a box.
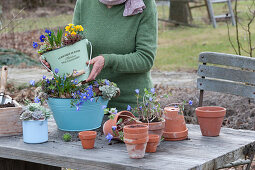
[0,119,254,170]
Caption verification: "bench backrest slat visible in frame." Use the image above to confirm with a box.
[199,52,255,70]
[197,52,255,106]
[197,78,255,99]
[198,65,255,85]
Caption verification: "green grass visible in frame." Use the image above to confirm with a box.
[3,0,255,71]
[155,0,255,71]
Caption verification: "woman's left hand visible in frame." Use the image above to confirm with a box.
[86,56,105,82]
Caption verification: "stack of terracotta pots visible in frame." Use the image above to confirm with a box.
[163,107,188,141]
[143,119,165,145]
[123,124,149,159]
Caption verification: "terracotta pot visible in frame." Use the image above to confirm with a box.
[195,106,226,137]
[146,134,159,153]
[123,124,149,159]
[79,131,97,149]
[103,111,136,139]
[163,107,188,141]
[142,119,165,145]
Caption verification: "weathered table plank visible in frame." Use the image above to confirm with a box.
[0,119,254,170]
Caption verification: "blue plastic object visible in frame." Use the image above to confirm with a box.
[22,120,48,144]
[47,97,108,131]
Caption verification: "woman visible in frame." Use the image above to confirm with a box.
[42,0,158,111]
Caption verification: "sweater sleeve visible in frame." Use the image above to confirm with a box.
[102,1,158,73]
[72,0,81,25]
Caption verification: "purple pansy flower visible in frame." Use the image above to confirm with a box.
[32,42,38,48]
[40,35,46,42]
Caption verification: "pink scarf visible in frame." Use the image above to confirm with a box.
[99,0,146,16]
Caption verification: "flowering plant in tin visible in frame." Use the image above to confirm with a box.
[34,70,120,110]
[33,24,85,54]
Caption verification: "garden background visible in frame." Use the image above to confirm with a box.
[0,0,255,158]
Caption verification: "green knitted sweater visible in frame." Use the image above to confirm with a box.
[73,0,158,111]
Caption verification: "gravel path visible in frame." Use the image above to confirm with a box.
[1,68,197,88]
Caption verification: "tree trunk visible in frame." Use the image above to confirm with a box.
[170,0,192,24]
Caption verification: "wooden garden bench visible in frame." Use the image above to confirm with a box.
[197,51,255,169]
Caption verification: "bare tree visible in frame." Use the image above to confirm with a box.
[227,0,255,57]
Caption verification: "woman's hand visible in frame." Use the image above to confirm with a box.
[86,56,105,82]
[40,57,51,72]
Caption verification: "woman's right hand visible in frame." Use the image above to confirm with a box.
[40,57,51,72]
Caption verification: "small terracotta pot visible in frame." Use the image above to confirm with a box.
[163,107,188,141]
[123,124,149,159]
[103,111,136,139]
[142,119,165,145]
[195,106,226,137]
[79,131,97,149]
[146,134,160,153]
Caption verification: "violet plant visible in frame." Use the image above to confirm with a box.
[131,88,164,123]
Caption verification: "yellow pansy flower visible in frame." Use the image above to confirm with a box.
[71,31,77,36]
[65,25,72,32]
[65,33,67,36]
[76,25,84,32]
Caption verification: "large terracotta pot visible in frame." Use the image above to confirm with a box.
[123,124,149,159]
[103,111,136,139]
[195,106,226,137]
[163,107,188,141]
[142,119,165,145]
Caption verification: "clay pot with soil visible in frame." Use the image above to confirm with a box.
[103,111,136,140]
[79,131,97,149]
[146,134,160,153]
[163,107,188,141]
[123,124,149,159]
[195,106,226,137]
